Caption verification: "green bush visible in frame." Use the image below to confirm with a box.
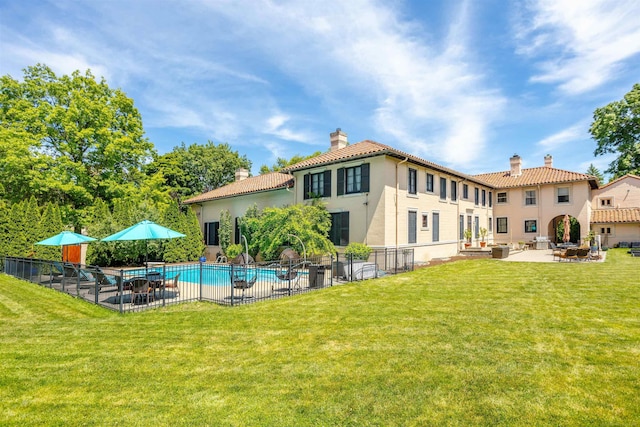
[225,244,244,259]
[344,242,372,260]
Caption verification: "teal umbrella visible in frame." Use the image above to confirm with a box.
[101,220,185,264]
[36,231,97,246]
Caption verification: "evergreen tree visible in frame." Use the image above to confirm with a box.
[162,201,187,263]
[184,206,205,260]
[586,163,605,184]
[38,203,64,261]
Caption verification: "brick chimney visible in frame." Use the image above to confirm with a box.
[235,168,249,182]
[544,154,553,168]
[510,154,522,177]
[330,128,348,152]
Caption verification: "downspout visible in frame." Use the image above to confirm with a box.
[395,157,409,250]
[537,184,542,240]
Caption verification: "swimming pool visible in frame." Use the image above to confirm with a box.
[125,264,305,287]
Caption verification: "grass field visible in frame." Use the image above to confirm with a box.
[1,249,638,426]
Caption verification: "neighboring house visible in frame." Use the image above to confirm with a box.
[590,174,640,247]
[185,129,495,261]
[474,154,599,245]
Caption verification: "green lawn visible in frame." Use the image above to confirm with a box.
[1,249,639,426]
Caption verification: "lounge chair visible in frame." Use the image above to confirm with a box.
[576,248,590,261]
[130,278,153,305]
[559,248,578,262]
[230,265,257,301]
[550,242,564,261]
[619,242,630,248]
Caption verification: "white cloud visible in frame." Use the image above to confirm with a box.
[515,0,640,94]
[264,114,313,143]
[536,122,589,149]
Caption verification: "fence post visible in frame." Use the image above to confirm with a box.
[199,261,204,302]
[118,270,124,314]
[162,264,167,307]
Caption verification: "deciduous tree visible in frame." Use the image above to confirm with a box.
[590,83,640,178]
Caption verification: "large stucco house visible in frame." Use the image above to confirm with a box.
[589,174,640,247]
[184,129,640,261]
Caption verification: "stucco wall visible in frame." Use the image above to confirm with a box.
[492,181,592,244]
[591,176,640,208]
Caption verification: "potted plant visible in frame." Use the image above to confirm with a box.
[585,230,597,252]
[463,228,472,248]
[479,227,488,248]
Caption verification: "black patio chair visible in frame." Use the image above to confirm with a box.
[230,265,257,301]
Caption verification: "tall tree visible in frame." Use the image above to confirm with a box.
[0,64,156,227]
[590,83,640,178]
[147,141,251,201]
[259,151,322,174]
[586,164,605,184]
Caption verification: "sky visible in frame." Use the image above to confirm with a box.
[1,0,639,179]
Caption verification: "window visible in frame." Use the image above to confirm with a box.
[488,217,492,232]
[474,188,479,205]
[467,215,472,237]
[426,173,434,192]
[463,184,469,199]
[524,220,537,233]
[451,180,457,201]
[557,187,570,203]
[489,191,493,207]
[408,211,417,244]
[459,215,464,240]
[497,192,507,203]
[421,213,429,230]
[329,212,350,246]
[204,221,219,246]
[497,217,508,234]
[474,216,480,238]
[600,198,612,207]
[600,227,611,234]
[432,212,440,242]
[408,168,417,195]
[525,190,536,206]
[440,177,447,200]
[482,189,486,207]
[337,164,369,195]
[303,171,331,199]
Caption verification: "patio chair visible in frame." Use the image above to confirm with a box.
[230,265,257,301]
[619,242,630,248]
[130,278,153,305]
[559,248,578,262]
[163,273,181,297]
[275,262,303,290]
[550,242,564,261]
[576,248,590,261]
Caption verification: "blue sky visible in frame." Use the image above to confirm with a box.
[1,0,639,178]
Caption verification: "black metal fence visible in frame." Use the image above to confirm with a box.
[3,248,413,313]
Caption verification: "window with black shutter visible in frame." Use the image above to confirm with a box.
[204,221,219,245]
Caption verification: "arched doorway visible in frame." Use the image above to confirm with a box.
[548,215,581,244]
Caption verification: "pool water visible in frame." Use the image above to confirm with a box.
[125,264,304,287]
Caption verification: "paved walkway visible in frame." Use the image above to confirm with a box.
[500,249,607,263]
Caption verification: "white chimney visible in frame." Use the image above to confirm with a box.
[235,168,249,182]
[544,154,553,168]
[510,154,522,177]
[330,128,348,152]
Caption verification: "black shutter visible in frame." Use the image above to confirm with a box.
[361,163,370,193]
[234,217,240,244]
[337,168,345,196]
[303,174,310,200]
[204,223,210,245]
[323,170,331,197]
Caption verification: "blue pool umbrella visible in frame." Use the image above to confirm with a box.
[101,220,185,264]
[36,231,97,246]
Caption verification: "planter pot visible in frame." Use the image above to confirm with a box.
[480,242,487,248]
[464,243,471,249]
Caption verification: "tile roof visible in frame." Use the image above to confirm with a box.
[473,167,597,189]
[591,207,640,223]
[183,172,294,204]
[597,174,640,189]
[283,140,490,186]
